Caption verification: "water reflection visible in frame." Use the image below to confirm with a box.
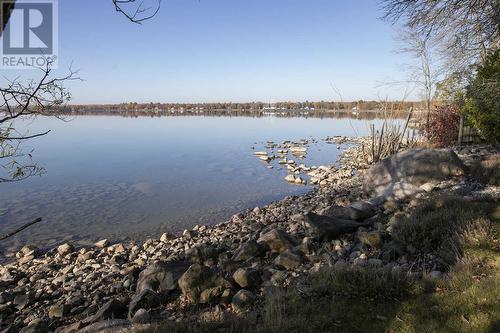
[0,115,386,257]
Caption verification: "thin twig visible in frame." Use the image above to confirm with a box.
[0,218,42,241]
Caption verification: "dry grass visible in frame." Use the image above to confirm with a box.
[392,195,494,266]
[361,109,418,164]
[469,154,500,186]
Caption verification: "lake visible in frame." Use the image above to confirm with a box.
[0,114,385,256]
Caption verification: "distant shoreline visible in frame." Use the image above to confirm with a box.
[50,108,416,119]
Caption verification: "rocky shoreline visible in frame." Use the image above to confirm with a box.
[1,143,498,333]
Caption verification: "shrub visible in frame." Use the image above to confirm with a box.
[464,50,500,144]
[420,105,461,147]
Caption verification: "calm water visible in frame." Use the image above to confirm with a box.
[0,115,384,255]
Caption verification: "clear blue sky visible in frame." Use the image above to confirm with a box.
[3,0,413,104]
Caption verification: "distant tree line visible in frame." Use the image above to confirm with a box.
[65,100,424,113]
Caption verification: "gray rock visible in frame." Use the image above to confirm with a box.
[199,286,225,305]
[128,289,161,318]
[48,303,70,318]
[185,245,219,264]
[160,233,175,242]
[232,240,265,261]
[0,291,13,304]
[321,201,375,221]
[131,308,150,324]
[19,319,48,333]
[77,320,131,333]
[299,213,371,241]
[419,182,437,193]
[257,229,297,253]
[84,299,127,324]
[231,289,255,312]
[136,261,190,294]
[232,268,262,289]
[111,254,127,265]
[13,293,31,310]
[383,181,424,201]
[57,243,74,256]
[54,321,84,333]
[178,264,223,303]
[94,239,109,248]
[364,148,465,195]
[274,250,303,270]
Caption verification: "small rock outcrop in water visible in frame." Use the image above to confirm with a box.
[0,145,498,332]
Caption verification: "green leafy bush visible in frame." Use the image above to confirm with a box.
[464,50,500,144]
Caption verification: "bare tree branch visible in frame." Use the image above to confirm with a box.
[380,0,500,67]
[0,218,42,241]
[112,0,162,23]
[0,61,80,183]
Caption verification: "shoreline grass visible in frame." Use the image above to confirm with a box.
[140,196,500,333]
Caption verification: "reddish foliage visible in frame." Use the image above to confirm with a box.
[421,105,461,147]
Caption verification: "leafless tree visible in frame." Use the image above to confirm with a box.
[381,0,500,68]
[1,0,161,35]
[0,61,79,183]
[0,0,159,184]
[395,27,445,123]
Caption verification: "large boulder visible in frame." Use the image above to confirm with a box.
[297,213,371,241]
[364,148,465,196]
[136,261,190,294]
[321,201,376,221]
